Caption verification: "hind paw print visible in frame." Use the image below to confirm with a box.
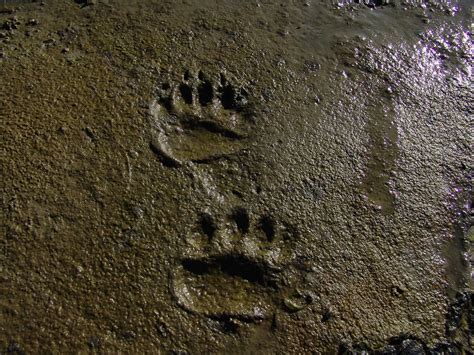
[149,70,254,166]
[170,207,302,323]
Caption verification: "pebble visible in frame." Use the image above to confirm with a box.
[2,21,17,31]
[43,38,56,47]
[26,19,39,26]
[131,206,144,219]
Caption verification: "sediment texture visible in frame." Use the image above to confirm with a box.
[1,0,472,353]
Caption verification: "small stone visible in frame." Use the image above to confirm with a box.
[84,127,95,140]
[131,206,144,219]
[42,38,56,47]
[0,8,15,15]
[79,0,98,6]
[400,339,424,353]
[7,342,23,353]
[2,21,17,31]
[305,61,320,72]
[121,330,136,340]
[321,307,332,322]
[61,47,70,53]
[171,349,187,355]
[391,284,407,296]
[27,19,39,26]
[87,336,100,349]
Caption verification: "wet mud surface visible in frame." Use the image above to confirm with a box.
[1,0,472,353]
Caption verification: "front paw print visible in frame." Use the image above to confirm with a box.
[149,70,254,167]
[170,207,300,323]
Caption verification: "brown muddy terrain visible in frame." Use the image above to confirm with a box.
[0,0,472,353]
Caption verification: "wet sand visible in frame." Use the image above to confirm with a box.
[1,0,472,353]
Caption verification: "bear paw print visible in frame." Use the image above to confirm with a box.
[149,70,254,167]
[170,207,306,324]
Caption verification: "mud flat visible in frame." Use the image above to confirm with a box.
[1,0,472,353]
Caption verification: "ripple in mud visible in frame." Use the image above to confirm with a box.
[149,71,254,166]
[170,208,302,323]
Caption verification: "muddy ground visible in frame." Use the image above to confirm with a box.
[1,0,472,353]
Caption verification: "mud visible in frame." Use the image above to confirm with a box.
[1,0,472,353]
